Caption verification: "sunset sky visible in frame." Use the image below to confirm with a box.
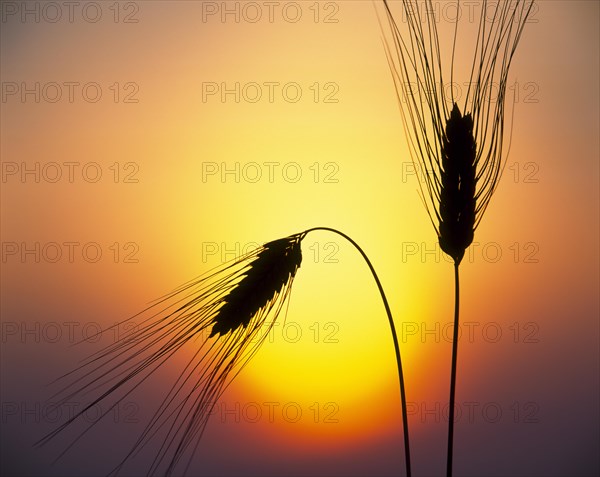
[1,1,598,476]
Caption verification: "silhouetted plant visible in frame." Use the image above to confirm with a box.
[380,0,533,475]
[37,228,411,477]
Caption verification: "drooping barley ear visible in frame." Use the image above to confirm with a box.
[36,234,304,477]
[36,229,413,477]
[439,103,477,265]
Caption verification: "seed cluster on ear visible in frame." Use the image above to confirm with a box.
[439,103,477,265]
[210,236,303,337]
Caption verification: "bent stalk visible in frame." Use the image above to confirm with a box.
[303,227,411,477]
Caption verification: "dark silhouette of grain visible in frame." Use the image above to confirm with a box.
[37,229,411,477]
[210,237,302,336]
[379,1,534,475]
[439,103,477,264]
[36,234,305,477]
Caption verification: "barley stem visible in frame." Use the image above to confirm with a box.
[302,226,411,477]
[446,262,460,477]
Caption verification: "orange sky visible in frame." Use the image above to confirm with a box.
[1,1,598,476]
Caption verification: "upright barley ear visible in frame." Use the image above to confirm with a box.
[439,103,477,265]
[380,1,534,475]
